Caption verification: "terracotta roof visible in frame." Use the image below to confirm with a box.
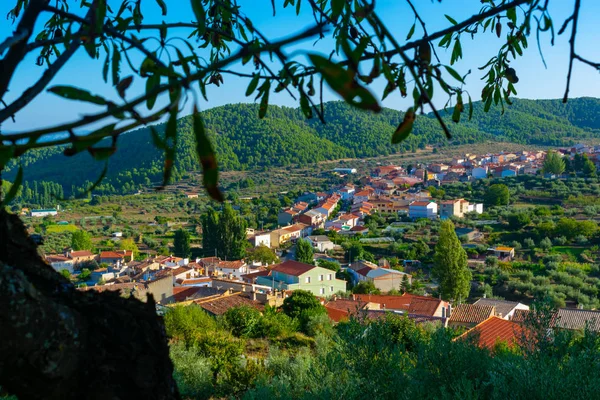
[457,316,525,349]
[70,250,95,258]
[410,201,432,207]
[325,299,368,312]
[218,260,246,270]
[179,277,211,286]
[99,251,125,259]
[241,269,270,281]
[474,298,525,318]
[511,309,531,324]
[172,286,203,302]
[271,260,315,276]
[552,308,600,332]
[171,266,192,276]
[354,293,445,317]
[198,257,220,265]
[196,294,264,316]
[449,304,496,324]
[46,255,71,263]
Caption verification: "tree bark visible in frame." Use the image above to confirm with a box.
[0,209,180,399]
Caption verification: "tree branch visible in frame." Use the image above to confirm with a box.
[0,0,48,101]
[562,0,580,103]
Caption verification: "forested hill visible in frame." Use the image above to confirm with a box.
[4,97,600,196]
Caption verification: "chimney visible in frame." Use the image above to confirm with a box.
[352,294,356,301]
[498,312,503,319]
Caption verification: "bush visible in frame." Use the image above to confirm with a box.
[524,238,535,248]
[539,237,553,250]
[223,306,262,338]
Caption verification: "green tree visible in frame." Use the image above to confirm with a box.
[119,238,139,259]
[223,306,262,338]
[343,241,364,263]
[484,184,510,206]
[507,213,531,230]
[583,157,597,177]
[295,239,314,264]
[173,229,191,258]
[317,259,341,273]
[281,290,326,333]
[71,230,92,251]
[432,220,472,302]
[79,268,91,281]
[352,281,381,295]
[542,151,566,175]
[201,205,248,260]
[247,245,279,265]
[60,269,71,280]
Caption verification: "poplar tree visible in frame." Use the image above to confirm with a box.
[432,220,471,302]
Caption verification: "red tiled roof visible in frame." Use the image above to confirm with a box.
[172,286,203,302]
[458,316,525,349]
[99,251,125,259]
[70,250,95,258]
[218,260,246,270]
[179,277,211,286]
[196,294,264,316]
[449,304,496,324]
[271,260,315,276]
[354,293,444,316]
[171,266,192,277]
[46,255,71,263]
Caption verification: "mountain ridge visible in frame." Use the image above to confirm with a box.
[4,97,600,195]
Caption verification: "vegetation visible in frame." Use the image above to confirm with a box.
[71,230,92,251]
[484,184,510,206]
[164,299,600,399]
[295,239,314,264]
[542,150,566,175]
[201,204,248,260]
[173,229,191,258]
[432,220,471,302]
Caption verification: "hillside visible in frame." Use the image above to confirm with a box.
[4,97,600,196]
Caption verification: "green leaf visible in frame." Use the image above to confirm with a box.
[468,94,473,121]
[445,15,458,25]
[507,7,517,24]
[112,44,121,86]
[1,164,23,206]
[300,93,312,119]
[95,0,107,35]
[452,93,463,123]
[309,53,381,113]
[245,74,260,97]
[444,65,464,84]
[331,0,344,21]
[484,92,493,112]
[406,23,416,40]
[146,74,160,110]
[193,108,223,202]
[259,84,270,119]
[48,85,108,105]
[190,0,206,35]
[155,0,167,15]
[102,51,110,83]
[392,108,415,144]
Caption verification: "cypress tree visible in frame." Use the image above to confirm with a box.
[432,220,471,302]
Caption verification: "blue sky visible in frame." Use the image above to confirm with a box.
[1,0,599,132]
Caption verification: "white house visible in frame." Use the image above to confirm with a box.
[31,209,58,217]
[307,235,335,252]
[215,260,249,280]
[466,203,484,214]
[253,231,272,248]
[46,255,75,273]
[408,201,438,219]
[337,186,355,201]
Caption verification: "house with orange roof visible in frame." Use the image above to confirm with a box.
[353,293,450,319]
[456,316,526,350]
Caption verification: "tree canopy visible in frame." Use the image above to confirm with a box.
[173,228,191,258]
[201,204,248,260]
[543,151,566,175]
[71,230,92,251]
[484,183,510,206]
[432,220,471,302]
[295,238,314,264]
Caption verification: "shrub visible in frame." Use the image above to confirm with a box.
[223,306,262,338]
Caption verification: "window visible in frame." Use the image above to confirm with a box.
[330,286,334,292]
[319,274,324,281]
[305,276,311,283]
[328,274,332,280]
[320,287,325,295]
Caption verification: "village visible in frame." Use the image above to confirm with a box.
[34,145,600,348]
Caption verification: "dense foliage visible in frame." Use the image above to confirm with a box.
[163,300,600,400]
[432,220,472,302]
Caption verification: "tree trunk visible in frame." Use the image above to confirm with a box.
[0,209,180,399]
